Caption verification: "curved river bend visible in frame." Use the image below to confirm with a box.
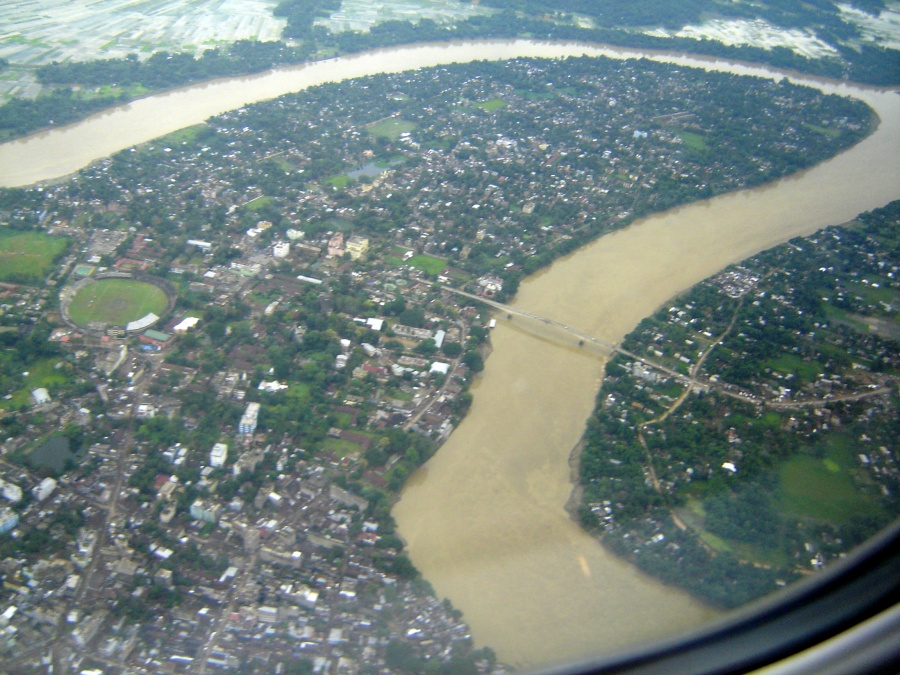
[2,39,898,671]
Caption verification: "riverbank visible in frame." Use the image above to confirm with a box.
[396,50,899,668]
[574,202,900,608]
[1,38,894,188]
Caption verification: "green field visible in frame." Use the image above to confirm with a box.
[321,436,362,457]
[407,255,447,275]
[1,356,71,411]
[0,231,69,283]
[678,131,710,153]
[243,195,274,211]
[476,98,507,111]
[765,353,823,383]
[367,118,417,140]
[68,278,168,326]
[778,445,880,522]
[327,175,351,188]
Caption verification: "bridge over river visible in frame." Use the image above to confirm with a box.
[446,287,690,383]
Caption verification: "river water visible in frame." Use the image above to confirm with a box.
[2,38,898,672]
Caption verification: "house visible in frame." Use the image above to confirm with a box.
[31,388,51,406]
[345,235,369,260]
[327,232,345,257]
[210,443,228,468]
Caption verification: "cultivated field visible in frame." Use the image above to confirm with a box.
[0,231,69,283]
[67,278,167,326]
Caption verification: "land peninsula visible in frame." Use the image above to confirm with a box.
[576,201,900,609]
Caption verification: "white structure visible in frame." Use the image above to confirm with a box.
[33,477,57,502]
[0,507,18,534]
[0,479,22,504]
[173,317,200,332]
[365,318,384,331]
[258,381,288,393]
[273,241,290,258]
[430,362,450,375]
[210,443,228,468]
[239,402,260,435]
[31,388,51,405]
[126,312,159,333]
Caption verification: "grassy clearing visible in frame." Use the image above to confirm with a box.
[845,281,899,308]
[244,196,274,211]
[476,98,507,111]
[367,118,416,141]
[678,131,709,152]
[765,353,823,383]
[407,255,446,276]
[2,357,70,411]
[321,436,361,457]
[331,411,355,426]
[327,175,351,189]
[778,454,880,522]
[157,124,204,145]
[68,279,167,326]
[0,231,69,283]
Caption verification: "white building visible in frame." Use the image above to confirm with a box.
[273,241,290,258]
[189,499,220,523]
[0,507,18,534]
[33,477,57,502]
[0,479,22,504]
[210,443,228,468]
[239,402,260,435]
[31,388,51,406]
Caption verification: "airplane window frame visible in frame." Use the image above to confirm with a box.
[550,519,900,675]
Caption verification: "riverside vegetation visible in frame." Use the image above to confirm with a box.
[0,0,897,141]
[577,200,900,609]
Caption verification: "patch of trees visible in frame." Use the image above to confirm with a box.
[274,0,342,39]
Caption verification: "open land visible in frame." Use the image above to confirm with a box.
[0,231,69,283]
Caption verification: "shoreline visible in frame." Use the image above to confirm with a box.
[1,38,895,188]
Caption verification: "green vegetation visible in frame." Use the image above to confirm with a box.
[803,122,841,138]
[475,98,506,111]
[243,195,275,211]
[778,454,880,522]
[677,131,709,153]
[68,279,168,326]
[367,118,416,140]
[158,124,207,145]
[321,436,361,457]
[1,356,71,412]
[0,231,69,283]
[765,353,823,383]
[577,202,900,609]
[406,255,446,276]
[327,175,351,188]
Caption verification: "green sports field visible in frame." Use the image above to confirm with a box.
[0,231,69,283]
[68,278,168,326]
